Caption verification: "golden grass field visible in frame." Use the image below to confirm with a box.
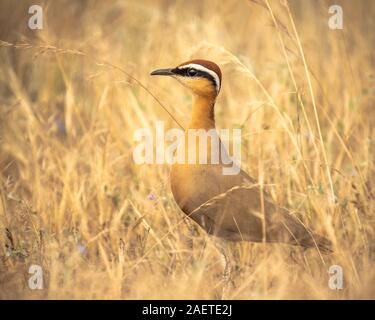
[0,0,374,299]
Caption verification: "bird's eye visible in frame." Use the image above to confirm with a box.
[187,68,197,76]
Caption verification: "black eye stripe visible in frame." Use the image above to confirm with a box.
[172,67,218,89]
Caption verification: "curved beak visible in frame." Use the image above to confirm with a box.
[150,68,174,76]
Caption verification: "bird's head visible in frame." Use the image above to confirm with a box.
[150,59,222,98]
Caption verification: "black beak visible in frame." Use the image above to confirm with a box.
[150,68,175,76]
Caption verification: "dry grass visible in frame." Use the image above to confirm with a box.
[0,0,374,299]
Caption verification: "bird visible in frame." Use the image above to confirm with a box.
[150,59,332,256]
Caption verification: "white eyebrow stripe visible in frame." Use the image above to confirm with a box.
[178,63,221,92]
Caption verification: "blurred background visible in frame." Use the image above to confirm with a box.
[0,0,374,299]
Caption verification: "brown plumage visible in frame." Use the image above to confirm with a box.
[151,59,332,253]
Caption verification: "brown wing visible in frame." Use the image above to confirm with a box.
[189,185,332,252]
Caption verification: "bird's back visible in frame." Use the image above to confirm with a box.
[170,132,332,252]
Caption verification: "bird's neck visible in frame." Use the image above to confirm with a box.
[188,94,216,130]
